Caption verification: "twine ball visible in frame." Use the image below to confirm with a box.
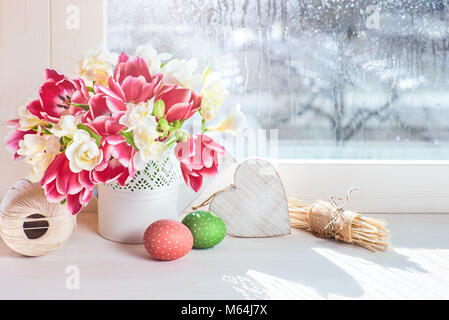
[0,179,76,257]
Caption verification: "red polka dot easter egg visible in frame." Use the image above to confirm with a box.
[143,219,193,261]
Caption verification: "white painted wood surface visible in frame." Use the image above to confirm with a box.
[209,159,290,238]
[0,0,105,201]
[0,212,448,299]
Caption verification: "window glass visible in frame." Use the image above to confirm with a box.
[108,0,449,159]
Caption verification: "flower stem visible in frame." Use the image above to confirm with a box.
[166,138,177,148]
[202,119,206,133]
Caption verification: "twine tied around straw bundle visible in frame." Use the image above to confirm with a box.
[289,188,389,252]
[308,187,359,242]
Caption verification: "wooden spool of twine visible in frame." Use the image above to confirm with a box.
[0,179,76,257]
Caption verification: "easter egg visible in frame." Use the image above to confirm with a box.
[143,219,193,261]
[182,211,226,249]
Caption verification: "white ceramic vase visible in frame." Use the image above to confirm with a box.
[97,151,183,244]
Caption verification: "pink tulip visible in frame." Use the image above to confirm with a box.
[92,138,136,186]
[4,119,34,159]
[113,53,152,84]
[72,78,90,104]
[41,153,95,215]
[27,69,90,122]
[84,112,126,136]
[155,87,202,122]
[92,53,163,113]
[85,93,113,120]
[82,113,136,186]
[174,134,225,192]
[90,54,163,131]
[94,74,163,114]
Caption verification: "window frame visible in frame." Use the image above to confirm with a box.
[274,159,449,214]
[192,158,449,214]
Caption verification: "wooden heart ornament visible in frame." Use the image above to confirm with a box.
[209,159,290,237]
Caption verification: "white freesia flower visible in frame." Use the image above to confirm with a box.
[212,104,247,135]
[65,129,103,173]
[17,134,48,159]
[133,125,167,170]
[120,101,167,169]
[49,115,80,139]
[200,67,229,121]
[121,101,155,131]
[17,105,47,131]
[27,151,57,182]
[17,134,60,182]
[135,44,172,75]
[162,58,202,89]
[76,45,117,86]
[44,135,61,155]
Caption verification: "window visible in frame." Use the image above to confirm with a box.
[108,0,449,160]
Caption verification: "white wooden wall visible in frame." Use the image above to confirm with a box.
[0,0,105,198]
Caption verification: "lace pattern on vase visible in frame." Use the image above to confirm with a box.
[105,151,182,192]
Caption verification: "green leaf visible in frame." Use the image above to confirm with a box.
[60,136,71,147]
[77,124,101,146]
[31,125,52,134]
[61,199,67,205]
[158,118,170,131]
[170,119,184,130]
[71,103,89,111]
[120,130,139,151]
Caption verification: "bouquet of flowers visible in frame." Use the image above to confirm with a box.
[5,45,246,215]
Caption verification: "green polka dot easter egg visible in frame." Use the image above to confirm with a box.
[182,211,226,249]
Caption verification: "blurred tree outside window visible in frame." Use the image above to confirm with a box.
[108,0,449,159]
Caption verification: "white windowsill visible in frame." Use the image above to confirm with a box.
[1,212,448,299]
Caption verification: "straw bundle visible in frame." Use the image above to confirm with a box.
[288,192,389,252]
